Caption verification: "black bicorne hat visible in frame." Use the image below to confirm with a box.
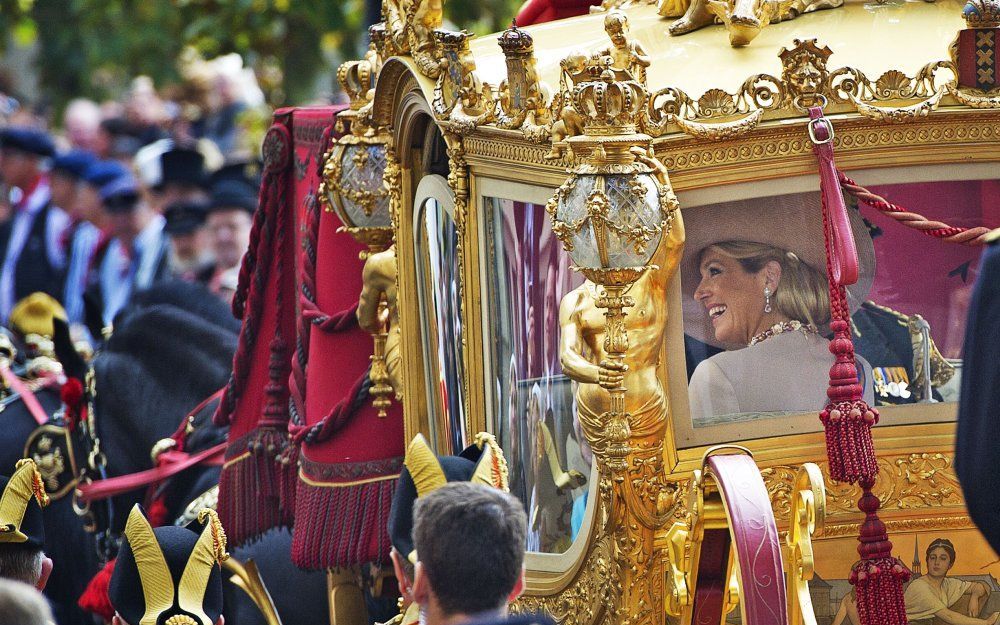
[207,160,261,215]
[0,459,48,549]
[388,433,509,565]
[164,199,209,235]
[108,505,227,625]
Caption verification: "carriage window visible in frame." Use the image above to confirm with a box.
[415,194,466,452]
[484,195,590,555]
[677,178,998,446]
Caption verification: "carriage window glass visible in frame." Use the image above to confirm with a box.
[416,195,466,452]
[677,179,998,446]
[484,195,590,555]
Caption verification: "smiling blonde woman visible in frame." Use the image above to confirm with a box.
[681,192,876,426]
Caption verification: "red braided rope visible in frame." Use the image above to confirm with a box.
[215,123,290,427]
[838,171,993,246]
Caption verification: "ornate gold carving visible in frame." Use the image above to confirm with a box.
[668,0,841,47]
[822,515,974,538]
[496,22,552,142]
[546,53,589,159]
[432,30,495,134]
[964,0,1000,28]
[359,246,403,411]
[599,11,650,87]
[641,39,957,138]
[953,86,1000,108]
[380,0,442,79]
[443,133,474,439]
[785,464,825,625]
[514,527,616,625]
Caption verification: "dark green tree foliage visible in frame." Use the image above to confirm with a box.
[2,0,523,111]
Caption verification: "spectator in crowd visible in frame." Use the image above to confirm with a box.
[49,150,99,327]
[0,460,52,591]
[62,99,103,153]
[164,198,212,280]
[198,160,257,302]
[155,145,213,211]
[89,171,169,326]
[0,579,53,625]
[410,482,550,625]
[108,505,226,625]
[0,127,69,322]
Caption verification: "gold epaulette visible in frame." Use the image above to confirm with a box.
[863,301,910,327]
[985,227,1000,244]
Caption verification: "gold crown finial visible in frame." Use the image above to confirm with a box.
[498,21,534,55]
[964,0,1000,27]
[571,54,647,135]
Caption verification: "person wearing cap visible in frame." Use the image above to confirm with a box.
[108,505,227,625]
[681,192,876,424]
[0,459,52,590]
[197,161,258,302]
[156,146,211,211]
[89,171,170,325]
[386,433,528,625]
[50,150,101,328]
[0,127,70,322]
[164,199,213,280]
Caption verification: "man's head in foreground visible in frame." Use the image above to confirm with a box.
[411,482,527,623]
[0,578,53,625]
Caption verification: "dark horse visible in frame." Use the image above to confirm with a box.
[0,281,326,625]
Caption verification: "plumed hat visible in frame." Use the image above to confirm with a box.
[388,433,509,565]
[0,459,49,549]
[10,292,67,338]
[109,505,228,625]
[0,127,55,158]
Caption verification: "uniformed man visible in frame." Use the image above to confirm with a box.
[88,172,170,326]
[0,127,69,322]
[49,150,99,328]
[385,433,552,625]
[108,504,227,625]
[0,459,52,590]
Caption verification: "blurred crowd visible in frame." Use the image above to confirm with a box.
[0,51,268,341]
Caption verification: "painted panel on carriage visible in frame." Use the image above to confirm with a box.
[678,179,1000,438]
[484,196,591,555]
[416,196,467,452]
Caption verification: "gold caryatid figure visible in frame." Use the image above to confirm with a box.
[558,150,684,517]
[358,245,403,408]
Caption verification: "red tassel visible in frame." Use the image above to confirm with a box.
[146,495,170,528]
[61,377,85,430]
[849,482,910,625]
[218,427,295,545]
[78,558,116,621]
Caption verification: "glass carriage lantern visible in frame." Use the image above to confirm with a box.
[320,53,395,417]
[545,55,677,474]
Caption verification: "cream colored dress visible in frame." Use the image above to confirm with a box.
[688,331,875,427]
[904,576,972,621]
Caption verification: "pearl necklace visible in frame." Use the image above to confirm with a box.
[748,320,819,347]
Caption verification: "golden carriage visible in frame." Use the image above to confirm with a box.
[320,0,1000,622]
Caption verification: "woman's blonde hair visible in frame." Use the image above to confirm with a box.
[704,241,830,328]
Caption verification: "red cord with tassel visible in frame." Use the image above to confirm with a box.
[809,106,909,625]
